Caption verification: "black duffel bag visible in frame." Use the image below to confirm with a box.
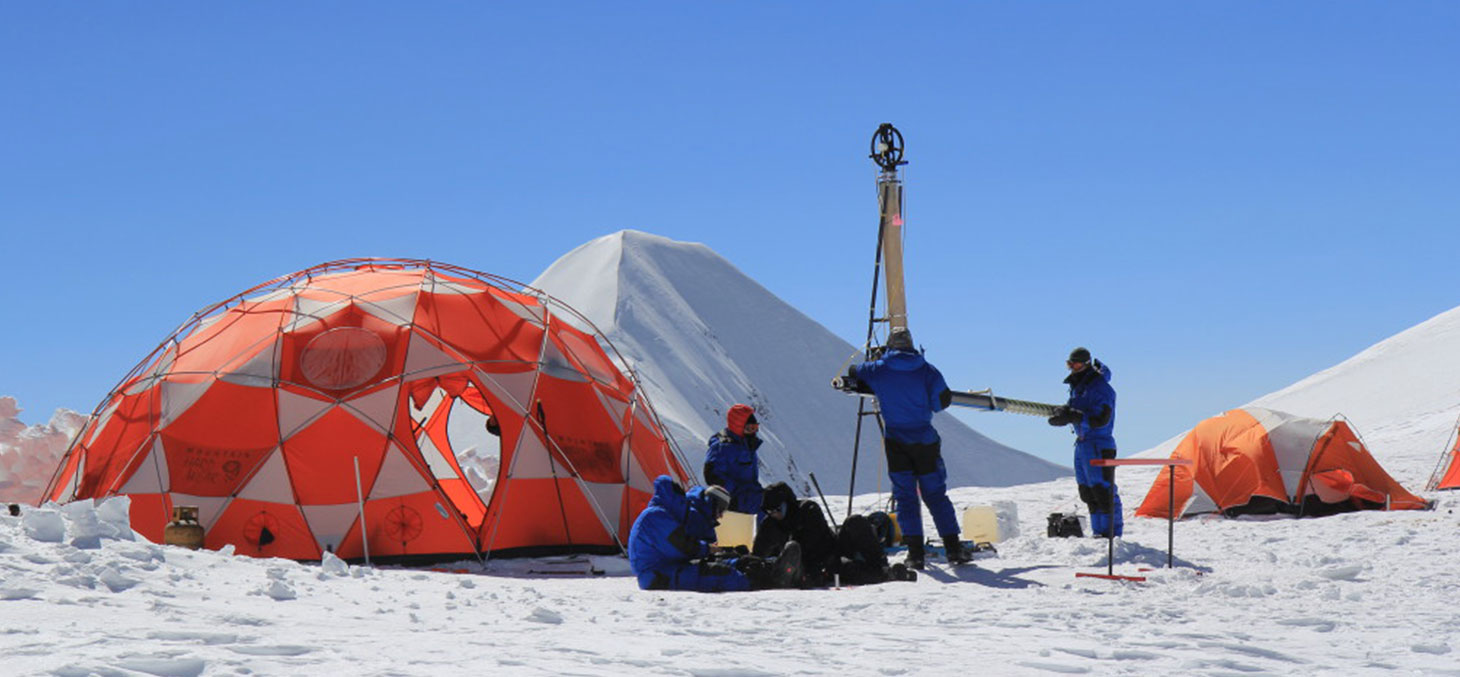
[1046,512,1083,538]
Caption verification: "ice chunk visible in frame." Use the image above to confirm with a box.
[22,507,66,542]
[320,550,350,577]
[99,567,141,593]
[261,580,296,601]
[96,496,136,541]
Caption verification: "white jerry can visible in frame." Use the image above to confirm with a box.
[715,510,756,549]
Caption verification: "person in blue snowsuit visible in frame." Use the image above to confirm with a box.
[703,404,764,516]
[1047,347,1123,538]
[847,328,965,569]
[627,475,802,592]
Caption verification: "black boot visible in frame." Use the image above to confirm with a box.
[772,540,803,589]
[906,539,926,570]
[942,534,972,565]
[888,562,917,582]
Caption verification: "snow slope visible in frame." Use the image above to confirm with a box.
[531,230,1068,495]
[1136,305,1460,492]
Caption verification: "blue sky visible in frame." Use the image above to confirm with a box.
[3,3,1458,466]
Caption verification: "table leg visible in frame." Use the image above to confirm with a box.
[1108,469,1116,576]
[1167,464,1175,568]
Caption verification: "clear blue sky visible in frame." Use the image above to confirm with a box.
[4,3,1458,466]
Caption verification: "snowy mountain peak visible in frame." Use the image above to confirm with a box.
[533,231,1068,493]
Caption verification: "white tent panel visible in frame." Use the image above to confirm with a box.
[236,449,295,504]
[369,444,433,499]
[277,390,334,441]
[119,438,170,495]
[301,503,363,555]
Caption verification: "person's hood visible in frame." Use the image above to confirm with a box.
[761,481,797,515]
[685,485,712,513]
[648,475,689,516]
[882,349,927,372]
[684,485,719,529]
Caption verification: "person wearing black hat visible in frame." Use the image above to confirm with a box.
[845,327,963,569]
[1047,347,1123,538]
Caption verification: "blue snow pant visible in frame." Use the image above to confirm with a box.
[638,558,753,593]
[1075,437,1123,537]
[885,438,961,541]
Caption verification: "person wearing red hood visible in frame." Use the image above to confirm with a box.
[703,404,765,516]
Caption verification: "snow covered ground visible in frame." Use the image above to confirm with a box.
[4,476,1459,676]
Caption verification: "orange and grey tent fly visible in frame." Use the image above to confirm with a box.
[1136,407,1429,519]
[43,259,693,563]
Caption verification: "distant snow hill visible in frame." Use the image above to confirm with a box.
[532,230,1069,495]
[0,397,86,504]
[1137,304,1460,487]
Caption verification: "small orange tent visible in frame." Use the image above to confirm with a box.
[1137,407,1428,519]
[43,259,691,563]
[1425,415,1460,491]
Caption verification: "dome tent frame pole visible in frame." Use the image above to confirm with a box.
[480,295,630,561]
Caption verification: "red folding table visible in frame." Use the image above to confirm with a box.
[1075,457,1194,582]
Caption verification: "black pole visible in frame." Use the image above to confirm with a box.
[1107,505,1115,576]
[1167,464,1175,568]
[846,172,892,523]
[537,401,575,548]
[808,472,839,531]
[847,401,868,524]
[1107,464,1115,576]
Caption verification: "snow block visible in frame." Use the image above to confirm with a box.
[22,508,66,543]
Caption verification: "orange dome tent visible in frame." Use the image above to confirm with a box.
[1425,415,1460,491]
[44,259,691,563]
[1137,407,1428,519]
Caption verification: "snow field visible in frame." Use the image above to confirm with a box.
[4,481,1459,676]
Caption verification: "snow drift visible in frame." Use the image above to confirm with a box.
[531,230,1068,494]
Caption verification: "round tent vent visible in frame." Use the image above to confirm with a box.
[300,327,387,390]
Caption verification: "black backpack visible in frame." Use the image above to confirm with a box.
[1047,512,1083,538]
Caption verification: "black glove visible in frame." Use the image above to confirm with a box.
[1047,405,1084,427]
[733,554,767,573]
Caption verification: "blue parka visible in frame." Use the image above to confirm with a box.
[627,476,720,589]
[854,349,950,445]
[704,430,763,514]
[1065,359,1116,443]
